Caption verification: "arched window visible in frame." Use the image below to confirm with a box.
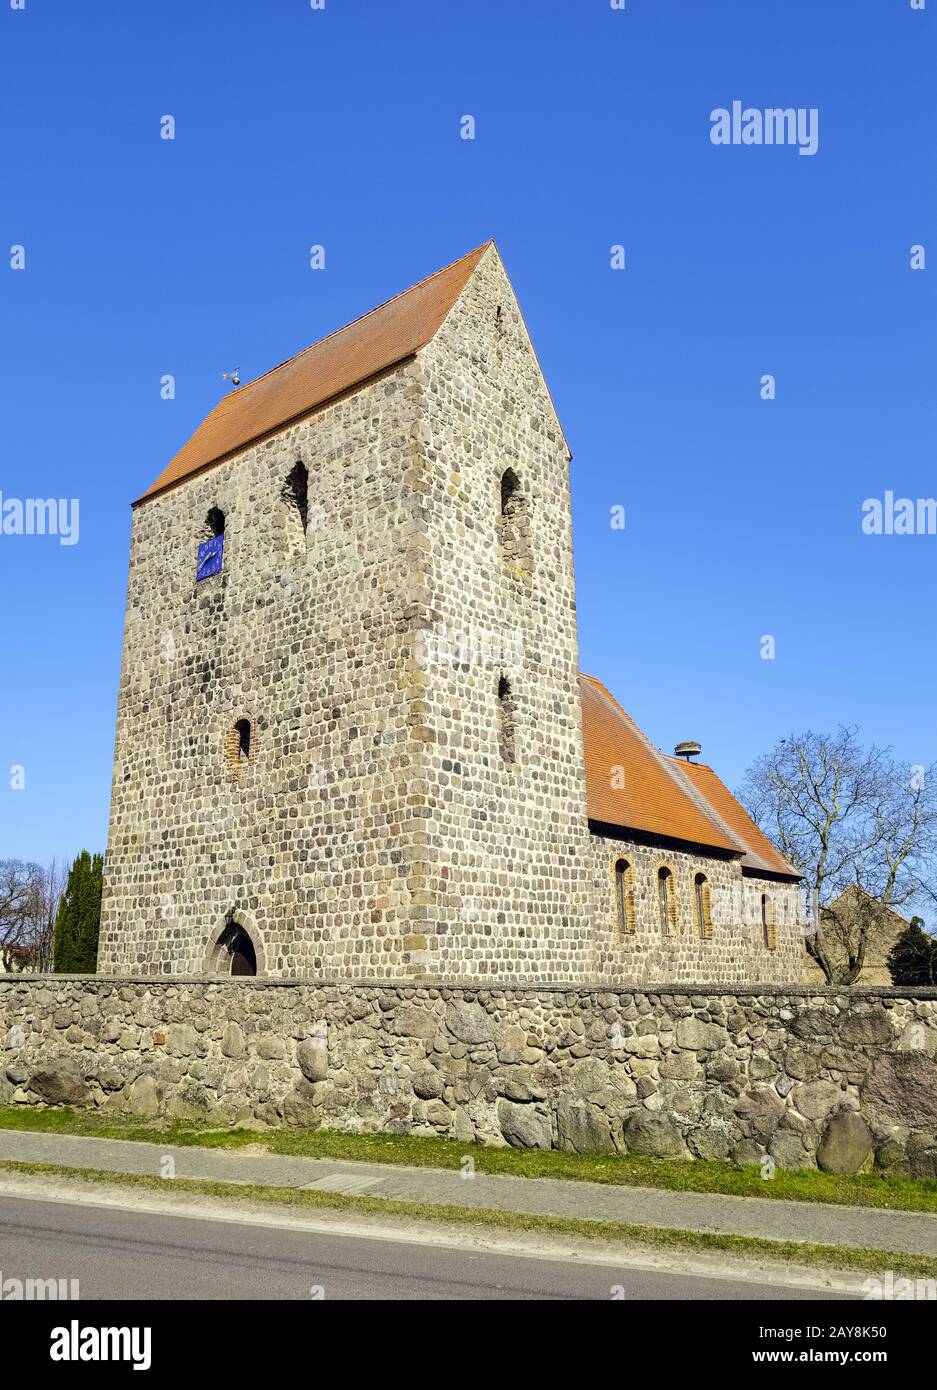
[761,893,777,950]
[498,675,516,764]
[205,507,225,537]
[501,468,519,517]
[498,468,531,573]
[694,872,713,939]
[613,858,636,938]
[224,718,252,774]
[657,866,676,934]
[282,461,309,544]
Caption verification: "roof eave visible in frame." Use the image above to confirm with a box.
[587,819,745,860]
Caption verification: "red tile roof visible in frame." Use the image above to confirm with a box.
[138,242,493,504]
[579,674,799,876]
[670,757,797,876]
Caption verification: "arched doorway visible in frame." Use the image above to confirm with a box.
[204,912,264,977]
[229,929,257,976]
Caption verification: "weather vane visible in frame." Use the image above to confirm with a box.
[223,368,240,389]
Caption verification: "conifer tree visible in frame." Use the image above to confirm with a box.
[52,851,103,973]
[888,917,937,987]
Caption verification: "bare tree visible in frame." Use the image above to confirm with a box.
[0,858,64,973]
[738,727,937,985]
[25,859,66,973]
[0,859,37,971]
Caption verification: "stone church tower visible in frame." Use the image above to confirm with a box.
[100,242,804,985]
[99,244,597,980]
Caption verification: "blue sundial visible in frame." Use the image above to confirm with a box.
[196,534,224,581]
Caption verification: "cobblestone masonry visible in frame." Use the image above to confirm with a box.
[2,978,935,1174]
[404,247,595,979]
[98,245,801,982]
[590,836,803,984]
[99,360,430,978]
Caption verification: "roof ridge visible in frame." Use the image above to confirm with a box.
[579,674,639,728]
[622,710,745,856]
[580,673,797,873]
[666,757,747,857]
[681,758,800,877]
[663,751,715,774]
[216,241,495,404]
[584,676,720,785]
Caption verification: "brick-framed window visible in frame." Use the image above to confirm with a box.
[694,872,714,939]
[613,858,636,939]
[656,864,677,934]
[224,718,252,777]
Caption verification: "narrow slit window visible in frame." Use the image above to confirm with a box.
[498,468,531,573]
[694,872,713,939]
[283,461,309,541]
[762,893,777,950]
[501,468,519,517]
[498,675,516,764]
[225,718,252,774]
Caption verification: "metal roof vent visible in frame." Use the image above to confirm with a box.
[674,740,702,762]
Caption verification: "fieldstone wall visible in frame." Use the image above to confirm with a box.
[2,977,936,1176]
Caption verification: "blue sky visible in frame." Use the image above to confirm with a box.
[1,0,934,867]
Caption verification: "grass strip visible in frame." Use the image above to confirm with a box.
[1,1104,935,1215]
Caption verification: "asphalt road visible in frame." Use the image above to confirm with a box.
[0,1195,852,1300]
[4,1129,932,1255]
